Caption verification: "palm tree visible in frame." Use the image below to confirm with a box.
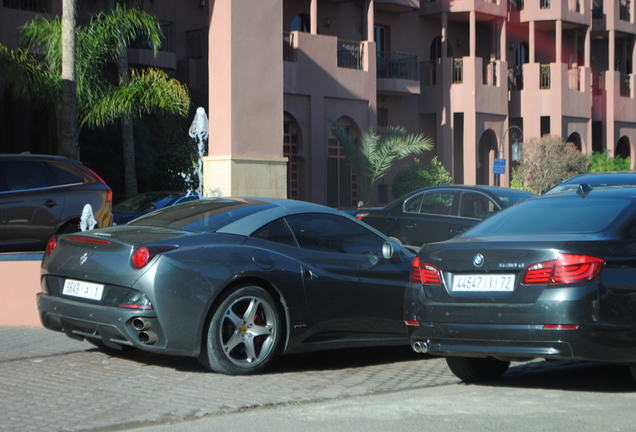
[0,5,190,197]
[61,0,78,160]
[331,124,433,204]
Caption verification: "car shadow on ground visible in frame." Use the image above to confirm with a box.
[90,344,425,374]
[486,361,636,393]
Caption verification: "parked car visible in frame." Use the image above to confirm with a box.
[545,171,636,195]
[113,191,199,225]
[38,197,415,374]
[406,186,636,383]
[0,154,112,252]
[356,186,534,247]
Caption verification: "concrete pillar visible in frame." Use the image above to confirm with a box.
[584,26,591,67]
[500,19,507,63]
[204,0,287,198]
[529,21,535,63]
[610,29,616,71]
[310,0,318,35]
[556,20,562,63]
[441,12,448,59]
[469,10,476,57]
[632,36,636,74]
[367,0,374,42]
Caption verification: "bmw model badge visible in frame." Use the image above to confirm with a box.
[473,253,484,267]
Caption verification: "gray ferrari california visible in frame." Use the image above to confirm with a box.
[38,197,414,374]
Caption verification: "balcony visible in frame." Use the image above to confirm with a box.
[283,32,296,62]
[420,0,507,17]
[377,51,420,95]
[518,0,588,24]
[338,39,363,70]
[483,60,497,86]
[620,73,631,97]
[375,0,419,12]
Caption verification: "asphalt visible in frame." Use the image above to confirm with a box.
[0,326,613,432]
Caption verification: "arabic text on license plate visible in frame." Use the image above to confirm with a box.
[62,279,104,301]
[452,274,515,292]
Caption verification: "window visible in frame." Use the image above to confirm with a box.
[419,191,457,216]
[47,163,83,187]
[459,192,497,219]
[290,14,310,32]
[403,194,424,213]
[0,161,49,192]
[251,219,298,247]
[540,116,550,136]
[286,214,384,256]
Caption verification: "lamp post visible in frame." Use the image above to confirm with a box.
[496,125,523,186]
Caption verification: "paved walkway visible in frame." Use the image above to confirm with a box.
[0,326,581,432]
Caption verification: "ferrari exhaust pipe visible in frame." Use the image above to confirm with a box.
[138,331,158,345]
[412,341,430,354]
[132,318,151,331]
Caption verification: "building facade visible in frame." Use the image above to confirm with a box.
[1,0,635,205]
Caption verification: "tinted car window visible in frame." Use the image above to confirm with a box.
[47,163,84,186]
[129,199,275,232]
[460,192,497,219]
[466,196,630,236]
[404,194,423,213]
[420,191,456,216]
[0,160,49,191]
[286,213,384,255]
[251,219,298,247]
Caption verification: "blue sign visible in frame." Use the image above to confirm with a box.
[493,158,506,175]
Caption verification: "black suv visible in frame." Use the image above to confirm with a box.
[0,154,113,252]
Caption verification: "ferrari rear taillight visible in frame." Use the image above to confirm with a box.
[66,236,113,246]
[410,257,442,285]
[522,254,604,285]
[131,245,177,269]
[45,236,57,256]
[118,291,153,310]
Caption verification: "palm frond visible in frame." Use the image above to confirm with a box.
[20,17,62,75]
[0,45,59,102]
[81,68,190,128]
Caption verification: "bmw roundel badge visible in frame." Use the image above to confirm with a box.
[473,253,485,267]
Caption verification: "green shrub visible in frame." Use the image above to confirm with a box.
[587,151,631,172]
[391,156,452,198]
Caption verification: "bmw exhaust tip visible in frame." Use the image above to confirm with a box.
[411,341,430,354]
[138,331,158,345]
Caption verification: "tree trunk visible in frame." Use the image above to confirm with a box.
[60,0,79,159]
[119,48,138,197]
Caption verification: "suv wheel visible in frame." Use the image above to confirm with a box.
[446,357,510,383]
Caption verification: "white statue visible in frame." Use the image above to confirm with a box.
[80,204,97,231]
[188,107,209,197]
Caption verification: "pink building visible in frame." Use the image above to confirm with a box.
[1,0,635,206]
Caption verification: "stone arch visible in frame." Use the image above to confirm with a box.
[616,136,631,159]
[284,112,305,200]
[566,132,582,152]
[477,129,498,186]
[328,116,362,208]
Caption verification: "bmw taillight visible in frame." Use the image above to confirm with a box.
[131,245,177,269]
[522,254,605,285]
[45,236,57,256]
[410,256,442,285]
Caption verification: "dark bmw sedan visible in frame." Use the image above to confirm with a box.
[356,185,534,247]
[406,186,636,382]
[38,198,414,375]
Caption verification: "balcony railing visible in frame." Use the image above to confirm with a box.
[452,58,463,84]
[377,51,419,81]
[620,0,631,21]
[540,0,550,9]
[508,65,523,90]
[483,60,497,86]
[620,73,631,97]
[421,60,437,86]
[540,64,551,89]
[338,40,363,70]
[283,32,296,62]
[2,0,49,12]
[568,67,580,91]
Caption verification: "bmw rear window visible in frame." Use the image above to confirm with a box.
[128,199,275,232]
[465,196,631,236]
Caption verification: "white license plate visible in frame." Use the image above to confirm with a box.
[451,274,515,292]
[62,279,104,301]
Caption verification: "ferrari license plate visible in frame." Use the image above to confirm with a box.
[62,279,104,301]
[451,274,515,292]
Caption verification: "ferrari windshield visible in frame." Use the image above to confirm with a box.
[128,198,275,232]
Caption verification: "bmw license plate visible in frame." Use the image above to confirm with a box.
[451,274,515,292]
[62,279,104,301]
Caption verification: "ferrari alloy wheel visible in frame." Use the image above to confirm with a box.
[445,357,510,383]
[201,285,281,375]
